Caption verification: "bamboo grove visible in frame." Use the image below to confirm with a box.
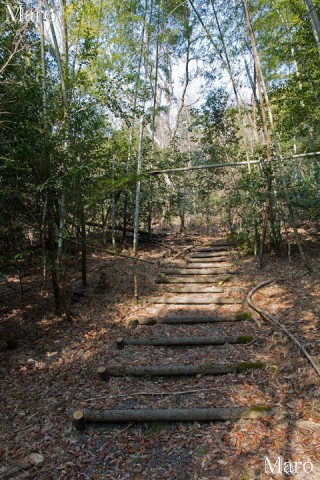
[1,0,320,315]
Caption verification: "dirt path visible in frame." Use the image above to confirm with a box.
[1,234,320,479]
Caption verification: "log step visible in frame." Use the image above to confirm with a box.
[128,313,252,327]
[156,275,233,284]
[185,263,233,269]
[98,361,265,379]
[73,406,273,430]
[187,257,232,263]
[196,247,230,252]
[163,268,238,275]
[189,252,234,258]
[116,335,255,348]
[142,295,242,305]
[158,285,244,294]
[203,241,233,247]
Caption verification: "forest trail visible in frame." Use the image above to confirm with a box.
[74,239,273,428]
[2,234,320,479]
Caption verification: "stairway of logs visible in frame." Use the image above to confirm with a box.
[73,239,273,430]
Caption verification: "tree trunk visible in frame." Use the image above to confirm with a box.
[111,156,116,250]
[122,193,128,241]
[80,200,87,287]
[304,0,320,56]
[39,3,49,287]
[241,0,275,267]
[133,117,145,256]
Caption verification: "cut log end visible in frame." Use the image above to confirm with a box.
[98,366,110,381]
[128,320,139,329]
[73,410,86,431]
[116,337,125,349]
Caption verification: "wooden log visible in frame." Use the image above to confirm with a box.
[155,275,233,284]
[142,295,242,305]
[73,410,86,431]
[158,285,244,294]
[189,252,233,258]
[98,361,265,378]
[73,406,273,429]
[98,366,110,381]
[116,335,255,348]
[163,268,238,275]
[128,314,251,327]
[185,262,233,268]
[187,257,232,263]
[196,247,230,252]
[205,243,233,247]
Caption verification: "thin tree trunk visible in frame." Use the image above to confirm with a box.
[80,199,87,287]
[122,193,128,242]
[111,156,116,250]
[241,0,275,267]
[147,4,161,238]
[39,1,49,287]
[171,31,191,140]
[133,117,145,256]
[44,0,72,315]
[304,0,320,56]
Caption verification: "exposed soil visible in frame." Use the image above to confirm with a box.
[1,230,320,479]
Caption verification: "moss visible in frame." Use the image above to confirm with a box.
[235,312,252,321]
[218,276,231,285]
[234,361,264,373]
[236,335,254,344]
[250,406,270,413]
[85,365,95,378]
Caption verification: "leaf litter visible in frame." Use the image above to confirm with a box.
[1,232,320,478]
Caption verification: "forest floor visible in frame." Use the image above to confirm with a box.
[1,228,320,480]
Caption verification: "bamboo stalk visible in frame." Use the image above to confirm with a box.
[147,161,260,175]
